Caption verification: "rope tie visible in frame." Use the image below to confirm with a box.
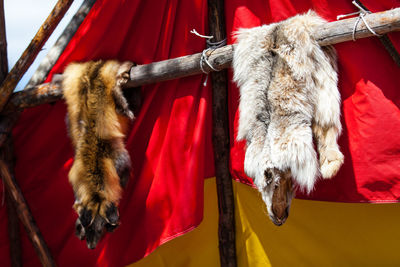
[190,29,227,86]
[337,1,381,41]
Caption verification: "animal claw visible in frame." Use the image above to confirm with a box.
[74,201,120,249]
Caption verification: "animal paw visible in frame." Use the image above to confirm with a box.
[74,201,120,249]
[320,148,344,179]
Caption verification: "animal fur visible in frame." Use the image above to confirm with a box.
[63,60,134,248]
[233,11,344,225]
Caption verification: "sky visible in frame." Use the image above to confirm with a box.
[4,0,84,91]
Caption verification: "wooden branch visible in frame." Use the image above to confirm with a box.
[127,44,233,87]
[0,159,56,267]
[208,1,237,267]
[0,0,7,83]
[0,113,19,148]
[5,191,21,267]
[6,81,63,110]
[4,7,400,112]
[1,138,22,267]
[0,0,74,112]
[378,35,400,67]
[315,8,400,46]
[26,0,97,88]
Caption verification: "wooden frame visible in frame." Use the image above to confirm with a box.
[0,3,399,266]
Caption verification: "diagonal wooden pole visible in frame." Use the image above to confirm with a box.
[0,0,97,148]
[208,0,237,266]
[0,0,96,153]
[0,0,74,113]
[353,0,400,67]
[0,159,56,267]
[0,0,97,147]
[26,0,97,87]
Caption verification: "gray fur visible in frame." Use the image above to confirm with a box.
[233,11,344,223]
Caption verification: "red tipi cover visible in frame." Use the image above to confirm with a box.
[0,0,399,266]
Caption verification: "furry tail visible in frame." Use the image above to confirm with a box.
[311,45,344,178]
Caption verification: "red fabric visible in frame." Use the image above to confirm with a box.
[1,0,214,266]
[0,0,400,266]
[227,0,400,202]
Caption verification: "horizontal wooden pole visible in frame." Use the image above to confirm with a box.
[128,7,400,87]
[127,44,234,87]
[6,77,63,110]
[4,7,400,110]
[314,8,400,46]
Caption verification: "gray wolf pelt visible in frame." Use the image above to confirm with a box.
[233,11,344,225]
[63,60,134,248]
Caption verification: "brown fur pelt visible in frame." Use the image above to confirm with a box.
[63,60,134,249]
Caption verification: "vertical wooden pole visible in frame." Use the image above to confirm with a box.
[0,0,7,81]
[207,1,237,266]
[5,191,22,267]
[0,1,22,266]
[1,139,22,267]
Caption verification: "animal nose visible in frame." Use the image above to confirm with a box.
[272,205,289,226]
[272,205,288,220]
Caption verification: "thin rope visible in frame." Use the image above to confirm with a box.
[191,29,227,86]
[337,1,381,41]
[336,11,360,20]
[190,29,213,39]
[359,12,381,37]
[207,38,227,48]
[201,49,219,72]
[352,15,362,41]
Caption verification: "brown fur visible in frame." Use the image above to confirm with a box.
[63,60,134,249]
[271,171,293,226]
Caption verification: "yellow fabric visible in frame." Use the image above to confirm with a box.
[127,178,221,267]
[129,178,400,267]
